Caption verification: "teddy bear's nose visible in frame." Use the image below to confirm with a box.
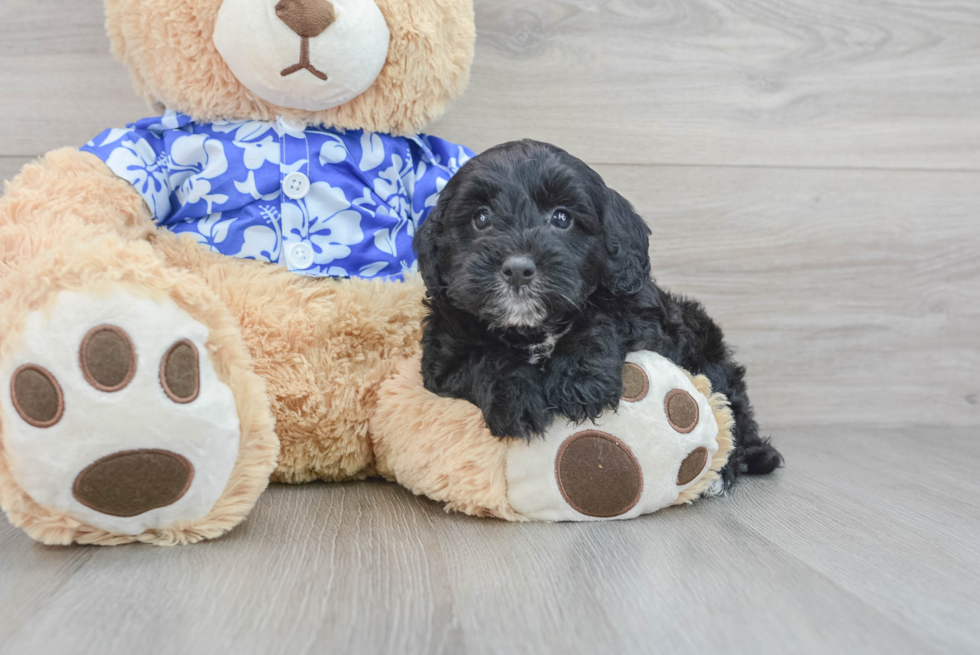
[276,0,337,39]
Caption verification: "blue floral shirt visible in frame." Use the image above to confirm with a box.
[82,111,473,280]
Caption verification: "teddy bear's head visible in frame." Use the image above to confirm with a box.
[105,0,475,134]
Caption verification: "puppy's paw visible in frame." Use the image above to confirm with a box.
[505,352,731,521]
[0,289,243,537]
[482,382,552,440]
[545,354,622,424]
[550,398,613,425]
[483,405,551,441]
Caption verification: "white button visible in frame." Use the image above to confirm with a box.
[279,116,307,133]
[283,172,311,200]
[287,242,314,270]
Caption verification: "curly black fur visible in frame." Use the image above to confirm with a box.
[414,140,782,488]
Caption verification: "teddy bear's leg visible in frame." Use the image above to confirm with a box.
[505,352,734,522]
[153,233,432,486]
[0,153,278,545]
[372,353,734,522]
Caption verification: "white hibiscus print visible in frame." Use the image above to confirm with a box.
[237,205,283,264]
[281,182,363,266]
[358,261,389,278]
[359,132,387,171]
[237,136,280,170]
[169,134,230,213]
[370,154,416,257]
[84,114,475,280]
[95,128,131,148]
[144,109,184,136]
[234,171,281,201]
[187,212,236,252]
[211,119,276,141]
[319,137,349,166]
[211,120,281,169]
[103,138,171,219]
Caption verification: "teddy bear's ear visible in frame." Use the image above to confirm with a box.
[601,188,652,296]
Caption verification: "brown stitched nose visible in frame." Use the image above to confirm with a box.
[72,449,195,517]
[276,0,337,38]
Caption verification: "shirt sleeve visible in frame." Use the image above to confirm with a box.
[81,117,178,223]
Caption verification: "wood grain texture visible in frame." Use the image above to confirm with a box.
[0,0,148,155]
[2,0,980,169]
[593,164,980,429]
[434,0,980,170]
[1,427,978,655]
[1,0,979,653]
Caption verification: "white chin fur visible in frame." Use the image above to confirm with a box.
[495,294,547,329]
[213,0,390,113]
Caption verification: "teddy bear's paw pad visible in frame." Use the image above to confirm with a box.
[0,290,241,536]
[677,447,709,486]
[506,351,721,521]
[72,449,194,517]
[555,431,643,518]
[10,365,65,428]
[80,325,137,392]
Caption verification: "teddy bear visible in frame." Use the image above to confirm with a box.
[0,0,734,546]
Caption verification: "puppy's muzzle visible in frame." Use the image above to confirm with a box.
[502,256,537,289]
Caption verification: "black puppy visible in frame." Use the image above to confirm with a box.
[414,140,781,488]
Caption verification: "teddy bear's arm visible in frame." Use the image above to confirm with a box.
[0,148,155,274]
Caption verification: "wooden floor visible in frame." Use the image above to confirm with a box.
[1,1,979,653]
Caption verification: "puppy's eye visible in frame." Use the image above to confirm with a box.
[473,209,492,231]
[551,210,573,230]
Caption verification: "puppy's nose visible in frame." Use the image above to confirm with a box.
[502,256,537,288]
[276,0,337,38]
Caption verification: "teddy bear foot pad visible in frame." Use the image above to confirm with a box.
[1,289,242,535]
[505,352,724,522]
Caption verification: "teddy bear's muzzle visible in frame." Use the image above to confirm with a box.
[72,449,196,518]
[277,0,336,80]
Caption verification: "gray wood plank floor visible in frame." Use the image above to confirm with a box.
[1,1,979,654]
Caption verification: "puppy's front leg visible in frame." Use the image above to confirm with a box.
[421,324,551,440]
[478,362,552,440]
[442,355,551,440]
[544,317,624,424]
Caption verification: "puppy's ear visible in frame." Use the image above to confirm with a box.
[601,188,652,296]
[414,205,444,291]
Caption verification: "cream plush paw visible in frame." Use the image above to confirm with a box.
[506,351,734,522]
[1,290,248,539]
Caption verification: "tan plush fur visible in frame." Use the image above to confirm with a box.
[104,0,476,135]
[372,357,523,521]
[152,233,428,483]
[0,205,279,545]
